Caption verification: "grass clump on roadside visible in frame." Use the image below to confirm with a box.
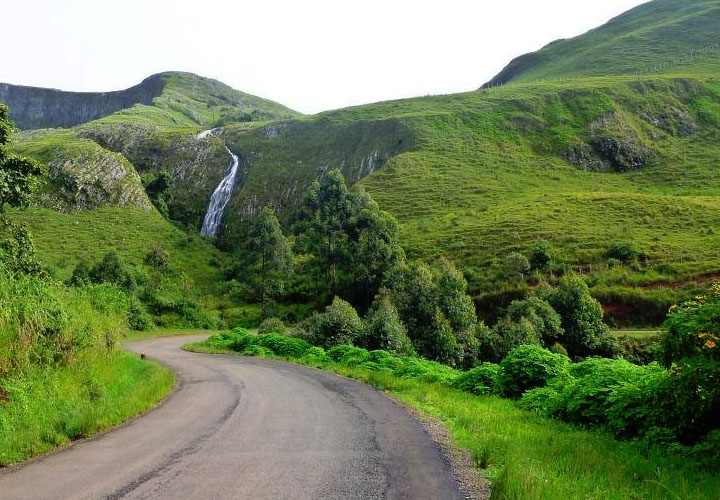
[0,263,174,466]
[0,352,173,466]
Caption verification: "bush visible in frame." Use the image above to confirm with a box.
[547,275,614,359]
[327,345,371,366]
[360,294,415,356]
[506,296,564,347]
[302,297,364,348]
[255,334,311,358]
[560,358,658,425]
[528,240,555,271]
[605,242,641,264]
[487,317,542,361]
[88,251,137,292]
[301,346,329,364]
[144,247,169,270]
[661,283,720,366]
[451,363,500,395]
[258,317,285,335]
[498,345,569,398]
[245,344,273,357]
[127,295,154,331]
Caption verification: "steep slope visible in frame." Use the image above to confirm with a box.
[484,0,720,87]
[0,71,300,130]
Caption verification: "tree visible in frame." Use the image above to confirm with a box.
[247,206,293,318]
[528,240,555,272]
[142,170,173,217]
[547,275,613,358]
[300,169,354,297]
[505,252,530,279]
[387,259,480,367]
[360,291,415,356]
[303,296,364,348]
[506,296,564,347]
[0,104,44,212]
[350,194,405,310]
[0,105,45,273]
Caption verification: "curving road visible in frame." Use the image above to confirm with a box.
[0,335,465,500]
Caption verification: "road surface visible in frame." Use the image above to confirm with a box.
[0,335,465,500]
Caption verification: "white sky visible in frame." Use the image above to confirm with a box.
[0,0,647,114]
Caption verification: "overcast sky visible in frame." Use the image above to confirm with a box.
[1,0,647,114]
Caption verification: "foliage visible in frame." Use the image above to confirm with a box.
[144,246,169,270]
[507,295,564,347]
[388,259,479,367]
[0,216,41,274]
[86,251,137,292]
[504,252,530,278]
[301,296,364,349]
[142,170,172,217]
[451,363,500,395]
[487,316,542,362]
[498,345,570,398]
[605,241,642,264]
[0,104,45,212]
[661,283,720,365]
[258,317,285,335]
[241,206,294,317]
[359,291,415,356]
[546,275,615,358]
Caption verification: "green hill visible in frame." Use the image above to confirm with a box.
[484,0,720,87]
[0,71,300,130]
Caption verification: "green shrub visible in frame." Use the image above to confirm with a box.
[127,294,154,331]
[88,251,137,292]
[360,294,415,356]
[487,317,543,361]
[302,297,364,348]
[605,241,641,264]
[244,344,273,357]
[301,346,329,364]
[507,296,564,347]
[258,317,285,335]
[498,345,569,398]
[661,283,720,366]
[451,363,500,395]
[255,334,311,358]
[327,345,370,366]
[144,246,169,270]
[561,358,659,425]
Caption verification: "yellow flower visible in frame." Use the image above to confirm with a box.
[705,340,717,349]
[699,332,708,339]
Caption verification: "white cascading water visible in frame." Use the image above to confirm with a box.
[198,130,240,237]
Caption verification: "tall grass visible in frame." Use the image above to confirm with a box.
[0,265,174,465]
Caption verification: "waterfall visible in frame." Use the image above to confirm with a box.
[198,130,240,237]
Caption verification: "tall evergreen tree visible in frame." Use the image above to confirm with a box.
[247,206,293,317]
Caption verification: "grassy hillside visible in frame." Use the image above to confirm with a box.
[215,75,720,323]
[1,71,301,131]
[89,72,301,129]
[6,207,224,293]
[485,0,720,86]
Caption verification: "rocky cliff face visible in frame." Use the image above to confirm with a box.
[78,123,230,228]
[0,75,166,130]
[15,130,152,212]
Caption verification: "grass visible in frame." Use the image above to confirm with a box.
[185,339,720,500]
[6,206,224,293]
[124,328,214,342]
[486,0,720,86]
[0,351,174,466]
[217,74,720,323]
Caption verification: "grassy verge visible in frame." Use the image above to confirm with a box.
[185,340,720,500]
[124,328,214,342]
[0,351,174,466]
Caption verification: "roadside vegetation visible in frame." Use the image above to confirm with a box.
[192,168,719,498]
[0,105,174,465]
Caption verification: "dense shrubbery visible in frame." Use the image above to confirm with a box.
[0,262,129,378]
[258,317,285,335]
[302,296,364,348]
[68,249,219,330]
[497,345,569,398]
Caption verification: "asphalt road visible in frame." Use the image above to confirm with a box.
[0,335,465,500]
